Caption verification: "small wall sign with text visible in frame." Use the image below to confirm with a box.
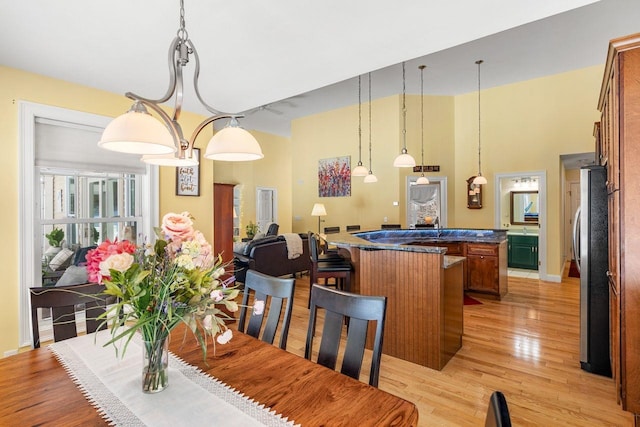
[413,165,440,173]
[176,148,200,196]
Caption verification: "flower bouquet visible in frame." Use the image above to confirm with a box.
[86,212,243,393]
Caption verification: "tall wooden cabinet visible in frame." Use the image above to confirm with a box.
[597,33,640,420]
[213,183,235,266]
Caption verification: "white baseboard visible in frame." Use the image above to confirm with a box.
[543,274,562,283]
[3,349,18,358]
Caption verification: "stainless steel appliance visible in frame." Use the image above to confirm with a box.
[572,165,611,377]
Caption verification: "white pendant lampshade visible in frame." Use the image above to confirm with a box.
[204,119,264,161]
[352,164,369,176]
[364,172,378,183]
[416,176,430,185]
[393,151,416,167]
[473,175,488,185]
[99,105,175,155]
[142,151,199,166]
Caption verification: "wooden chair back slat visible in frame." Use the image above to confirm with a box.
[238,270,295,350]
[29,283,109,348]
[305,284,387,387]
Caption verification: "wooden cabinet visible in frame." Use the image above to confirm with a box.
[507,235,538,270]
[597,33,640,419]
[213,183,235,266]
[466,242,507,298]
[415,240,507,298]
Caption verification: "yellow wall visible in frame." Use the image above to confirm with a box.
[453,65,603,275]
[291,94,455,233]
[213,130,292,237]
[290,65,603,279]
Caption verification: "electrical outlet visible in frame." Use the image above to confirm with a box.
[383,216,388,223]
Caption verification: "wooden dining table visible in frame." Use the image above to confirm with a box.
[0,326,418,426]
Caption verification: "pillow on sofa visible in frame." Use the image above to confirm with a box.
[233,241,248,254]
[49,248,74,271]
[56,265,88,286]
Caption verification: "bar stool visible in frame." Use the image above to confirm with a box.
[308,232,352,307]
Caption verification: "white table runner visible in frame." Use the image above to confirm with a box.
[49,330,296,426]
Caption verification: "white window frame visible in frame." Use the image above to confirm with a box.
[18,102,159,348]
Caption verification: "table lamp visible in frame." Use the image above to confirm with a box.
[311,203,327,234]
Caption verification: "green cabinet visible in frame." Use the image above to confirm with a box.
[508,235,538,270]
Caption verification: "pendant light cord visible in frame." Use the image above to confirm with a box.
[420,65,425,174]
[402,62,407,151]
[476,60,483,177]
[357,75,363,166]
[368,72,373,172]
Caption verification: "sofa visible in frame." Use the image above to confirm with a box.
[233,234,310,283]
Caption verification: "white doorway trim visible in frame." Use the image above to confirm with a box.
[256,187,277,233]
[493,171,553,282]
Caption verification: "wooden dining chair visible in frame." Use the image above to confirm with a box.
[29,283,109,348]
[307,232,352,307]
[305,284,387,387]
[484,391,512,427]
[237,270,296,350]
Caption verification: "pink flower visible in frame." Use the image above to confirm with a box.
[86,239,136,284]
[161,212,195,242]
[253,300,265,316]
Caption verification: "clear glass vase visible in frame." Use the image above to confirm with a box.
[142,338,169,393]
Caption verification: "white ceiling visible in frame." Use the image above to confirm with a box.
[1,0,639,136]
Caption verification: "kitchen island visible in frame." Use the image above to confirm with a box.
[326,228,507,370]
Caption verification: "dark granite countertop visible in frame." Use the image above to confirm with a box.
[326,228,507,255]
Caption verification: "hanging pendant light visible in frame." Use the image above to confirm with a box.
[364,72,378,183]
[473,60,488,185]
[352,75,368,177]
[416,65,429,185]
[98,0,263,166]
[393,62,416,168]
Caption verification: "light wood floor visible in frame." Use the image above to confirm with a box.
[282,268,634,426]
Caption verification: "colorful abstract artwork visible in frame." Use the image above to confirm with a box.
[318,156,351,197]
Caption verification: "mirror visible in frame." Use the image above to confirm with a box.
[510,191,539,225]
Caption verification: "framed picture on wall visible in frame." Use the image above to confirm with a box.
[318,155,351,197]
[176,148,200,196]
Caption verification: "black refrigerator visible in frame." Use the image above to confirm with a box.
[573,165,611,377]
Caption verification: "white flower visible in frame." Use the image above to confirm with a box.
[174,254,195,270]
[210,289,224,302]
[202,314,213,331]
[253,300,265,316]
[212,266,225,279]
[99,253,134,277]
[216,329,233,344]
